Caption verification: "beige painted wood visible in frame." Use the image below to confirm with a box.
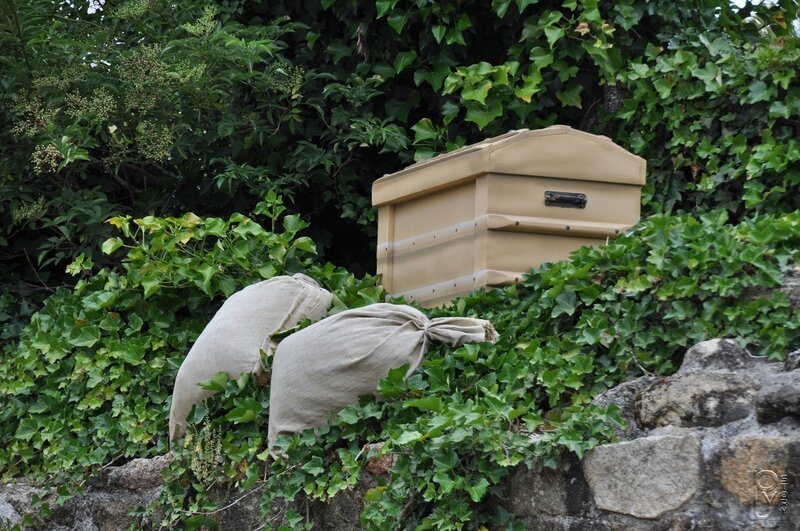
[372,125,645,207]
[373,125,646,307]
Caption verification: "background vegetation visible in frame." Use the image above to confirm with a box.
[1,0,799,528]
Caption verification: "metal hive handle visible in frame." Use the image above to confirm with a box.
[544,190,587,208]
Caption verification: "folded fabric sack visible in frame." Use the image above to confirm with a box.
[169,273,333,441]
[268,302,497,451]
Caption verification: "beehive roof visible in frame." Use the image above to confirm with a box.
[373,125,646,206]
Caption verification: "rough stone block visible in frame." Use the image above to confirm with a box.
[591,376,655,440]
[756,372,800,424]
[715,434,793,506]
[785,348,800,372]
[105,455,171,490]
[504,464,570,517]
[0,498,21,527]
[678,338,751,373]
[583,434,701,519]
[636,372,757,429]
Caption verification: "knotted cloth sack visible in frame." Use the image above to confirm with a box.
[169,273,333,441]
[267,303,497,450]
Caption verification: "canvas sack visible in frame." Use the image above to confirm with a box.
[268,303,497,450]
[169,273,333,441]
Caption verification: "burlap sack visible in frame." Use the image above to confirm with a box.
[169,273,333,441]
[267,303,497,450]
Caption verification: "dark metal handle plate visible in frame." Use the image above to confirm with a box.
[544,190,587,208]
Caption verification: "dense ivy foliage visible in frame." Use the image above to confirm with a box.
[0,194,383,482]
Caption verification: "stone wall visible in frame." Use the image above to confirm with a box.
[504,338,800,531]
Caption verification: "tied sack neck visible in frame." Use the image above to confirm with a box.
[423,316,498,347]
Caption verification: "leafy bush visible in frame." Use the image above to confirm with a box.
[148,210,798,529]
[0,193,383,482]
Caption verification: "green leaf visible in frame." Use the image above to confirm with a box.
[283,214,308,234]
[141,275,160,299]
[493,0,513,18]
[101,237,123,255]
[551,288,577,317]
[405,397,443,412]
[464,100,503,129]
[557,82,583,108]
[432,25,446,43]
[302,456,325,476]
[393,51,418,73]
[746,80,771,103]
[198,372,229,392]
[375,0,396,18]
[70,325,101,348]
[387,13,408,33]
[462,79,492,104]
[466,477,490,502]
[412,118,439,143]
[394,430,423,445]
[225,406,257,424]
[544,25,565,47]
[516,0,539,13]
[294,236,317,253]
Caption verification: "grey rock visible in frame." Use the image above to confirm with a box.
[679,338,751,373]
[757,372,800,424]
[711,433,797,506]
[0,482,44,528]
[583,434,701,519]
[785,349,800,372]
[216,486,266,530]
[503,454,590,517]
[105,455,171,490]
[592,376,656,440]
[636,372,758,429]
[0,499,21,526]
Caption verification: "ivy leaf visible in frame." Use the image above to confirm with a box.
[551,289,577,317]
[493,0,513,17]
[462,79,492,104]
[70,325,101,348]
[387,12,408,33]
[466,477,490,502]
[140,275,160,299]
[515,71,542,103]
[375,0,396,18]
[515,0,539,13]
[302,456,325,476]
[199,372,229,392]
[283,214,308,234]
[746,80,771,103]
[225,406,257,424]
[393,51,418,74]
[101,237,123,255]
[294,237,317,253]
[394,431,423,445]
[405,397,443,412]
[557,82,583,108]
[544,25,565,48]
[464,100,503,129]
[432,25,446,43]
[412,118,439,143]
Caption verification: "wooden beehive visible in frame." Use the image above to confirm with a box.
[372,125,646,307]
